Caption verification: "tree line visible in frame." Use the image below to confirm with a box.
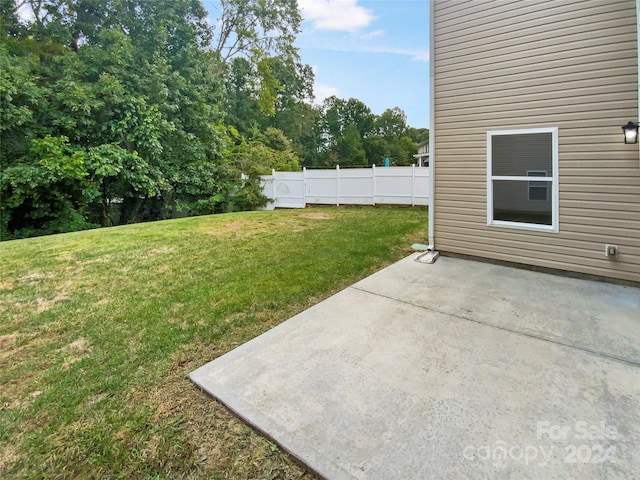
[0,0,428,239]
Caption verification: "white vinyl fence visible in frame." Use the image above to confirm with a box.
[260,165,429,209]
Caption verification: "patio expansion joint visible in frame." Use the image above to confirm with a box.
[349,285,640,369]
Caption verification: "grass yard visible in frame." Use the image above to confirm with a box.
[0,206,427,479]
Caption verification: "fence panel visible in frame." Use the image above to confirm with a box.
[337,167,375,205]
[305,168,338,205]
[260,165,429,208]
[273,171,305,208]
[259,176,276,210]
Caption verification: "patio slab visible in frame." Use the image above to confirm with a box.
[190,255,640,479]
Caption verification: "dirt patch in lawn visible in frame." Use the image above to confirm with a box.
[58,337,92,369]
[199,219,272,239]
[301,212,334,220]
[78,255,113,266]
[0,444,21,475]
[148,246,175,256]
[34,293,69,314]
[17,272,55,283]
[0,333,19,349]
[4,389,43,411]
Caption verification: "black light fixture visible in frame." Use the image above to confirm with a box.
[622,121,639,144]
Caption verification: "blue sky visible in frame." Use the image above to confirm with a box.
[204,0,430,129]
[296,0,430,128]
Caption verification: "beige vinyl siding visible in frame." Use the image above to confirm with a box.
[433,0,640,283]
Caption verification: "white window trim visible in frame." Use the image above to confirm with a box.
[486,127,559,233]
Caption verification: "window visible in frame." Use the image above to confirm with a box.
[527,170,548,201]
[487,128,558,232]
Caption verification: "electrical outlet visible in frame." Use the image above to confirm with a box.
[605,244,618,258]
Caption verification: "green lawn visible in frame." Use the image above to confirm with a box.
[0,206,427,479]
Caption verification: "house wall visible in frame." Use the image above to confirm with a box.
[433,0,640,283]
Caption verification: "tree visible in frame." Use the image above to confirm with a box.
[267,56,314,140]
[315,98,416,168]
[227,126,301,211]
[407,126,429,144]
[322,96,346,143]
[234,127,301,175]
[376,107,408,139]
[225,56,260,133]
[212,0,301,65]
[0,0,23,37]
[342,98,375,137]
[1,0,240,236]
[388,136,417,166]
[293,103,324,167]
[318,96,374,165]
[335,124,366,167]
[0,42,41,161]
[362,135,387,166]
[1,135,98,238]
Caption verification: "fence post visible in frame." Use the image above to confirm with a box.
[272,169,276,207]
[303,167,307,206]
[372,164,376,206]
[411,164,416,207]
[336,165,340,206]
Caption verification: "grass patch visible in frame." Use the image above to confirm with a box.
[0,206,427,479]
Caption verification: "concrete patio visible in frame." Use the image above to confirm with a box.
[190,255,640,479]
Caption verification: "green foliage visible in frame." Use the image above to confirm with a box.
[213,0,302,63]
[225,57,260,132]
[228,176,270,211]
[1,0,244,237]
[234,128,301,176]
[0,46,38,137]
[218,126,300,212]
[261,127,293,153]
[388,136,418,166]
[0,136,98,239]
[363,135,388,166]
[256,57,281,116]
[0,0,427,239]
[0,44,42,161]
[314,97,425,167]
[336,124,367,167]
[408,127,430,144]
[376,107,409,139]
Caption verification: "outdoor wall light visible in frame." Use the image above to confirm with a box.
[622,121,639,144]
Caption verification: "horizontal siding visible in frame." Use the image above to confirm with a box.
[438,241,639,281]
[436,0,631,45]
[438,64,637,95]
[436,226,640,262]
[437,19,635,60]
[433,0,640,283]
[437,33,637,73]
[438,83,638,111]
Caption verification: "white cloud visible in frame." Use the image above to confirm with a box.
[361,29,384,41]
[411,51,430,62]
[314,84,340,104]
[298,0,375,32]
[306,44,429,62]
[359,45,428,61]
